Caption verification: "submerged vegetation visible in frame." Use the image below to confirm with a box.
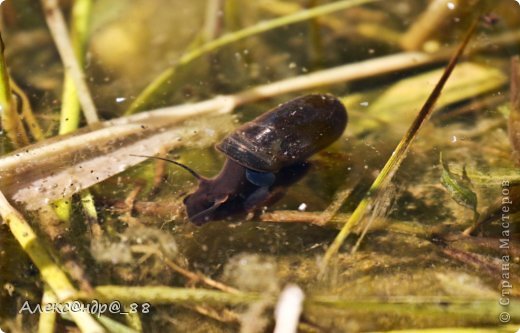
[0,0,518,332]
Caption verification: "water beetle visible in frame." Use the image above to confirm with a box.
[141,94,347,225]
[184,94,347,225]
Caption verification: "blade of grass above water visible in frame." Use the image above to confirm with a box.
[320,19,480,272]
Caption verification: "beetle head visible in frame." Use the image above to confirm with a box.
[183,181,229,225]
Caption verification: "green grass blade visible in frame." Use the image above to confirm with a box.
[125,0,380,114]
[320,19,479,272]
[54,0,95,222]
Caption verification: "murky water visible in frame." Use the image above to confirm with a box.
[0,0,519,332]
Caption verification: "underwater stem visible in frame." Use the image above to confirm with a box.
[59,0,93,133]
[0,32,30,147]
[0,190,105,333]
[54,0,96,223]
[40,0,99,124]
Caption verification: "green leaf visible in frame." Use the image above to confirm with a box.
[440,153,479,219]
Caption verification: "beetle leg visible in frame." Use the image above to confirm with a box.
[243,186,271,211]
[189,195,229,224]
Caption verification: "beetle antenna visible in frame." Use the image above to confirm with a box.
[130,154,203,181]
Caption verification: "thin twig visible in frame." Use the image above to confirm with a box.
[315,188,352,226]
[320,19,479,273]
[10,79,44,141]
[164,259,241,294]
[0,32,30,147]
[192,305,240,324]
[258,210,430,237]
[87,285,262,306]
[439,246,501,279]
[40,0,99,124]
